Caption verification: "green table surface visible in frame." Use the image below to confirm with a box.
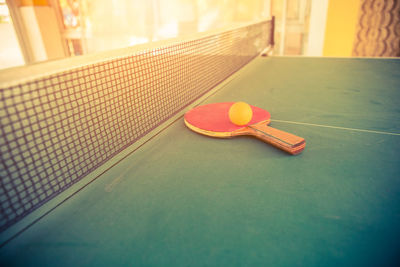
[1,56,400,266]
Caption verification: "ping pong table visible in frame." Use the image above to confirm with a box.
[1,20,400,266]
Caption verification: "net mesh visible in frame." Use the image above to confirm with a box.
[0,20,273,232]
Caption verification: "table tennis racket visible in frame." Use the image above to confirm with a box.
[184,102,305,155]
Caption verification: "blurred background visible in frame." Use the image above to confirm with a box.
[1,0,399,70]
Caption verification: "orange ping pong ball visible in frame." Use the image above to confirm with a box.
[229,102,253,126]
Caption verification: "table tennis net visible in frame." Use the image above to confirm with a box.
[0,19,274,232]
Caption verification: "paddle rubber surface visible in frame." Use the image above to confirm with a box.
[184,102,270,133]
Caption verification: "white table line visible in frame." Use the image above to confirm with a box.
[271,119,400,136]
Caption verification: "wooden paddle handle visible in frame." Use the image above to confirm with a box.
[248,123,305,155]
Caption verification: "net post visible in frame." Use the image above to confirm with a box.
[271,16,275,47]
[261,16,275,57]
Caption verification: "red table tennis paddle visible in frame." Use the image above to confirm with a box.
[184,102,305,155]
